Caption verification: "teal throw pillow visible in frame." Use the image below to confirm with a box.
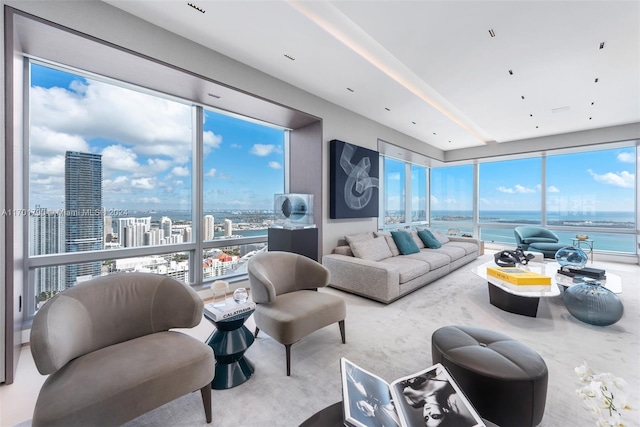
[390,230,420,255]
[418,229,442,249]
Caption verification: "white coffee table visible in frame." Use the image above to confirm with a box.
[472,261,561,317]
[472,261,622,317]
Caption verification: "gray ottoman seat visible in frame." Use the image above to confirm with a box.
[431,325,548,427]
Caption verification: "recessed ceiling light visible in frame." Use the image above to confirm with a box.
[207,93,221,99]
[530,114,533,117]
[412,121,416,124]
[594,78,599,83]
[589,117,593,120]
[187,2,205,13]
[521,96,525,100]
[385,107,391,111]
[591,102,595,105]
[489,29,496,38]
[432,132,437,135]
[536,125,539,129]
[284,54,296,61]
[346,87,354,92]
[599,42,605,50]
[508,70,514,76]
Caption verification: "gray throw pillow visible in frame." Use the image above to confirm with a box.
[350,236,393,261]
[433,229,450,244]
[410,230,426,249]
[345,232,373,245]
[374,231,400,257]
[333,246,354,257]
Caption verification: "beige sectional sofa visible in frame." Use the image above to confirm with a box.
[322,229,480,304]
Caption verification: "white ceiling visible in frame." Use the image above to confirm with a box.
[105,0,639,151]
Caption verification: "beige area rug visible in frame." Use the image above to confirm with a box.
[94,255,640,426]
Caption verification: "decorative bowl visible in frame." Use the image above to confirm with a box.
[555,246,588,269]
[575,234,589,241]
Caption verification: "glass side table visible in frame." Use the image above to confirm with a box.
[204,307,255,389]
[571,238,594,263]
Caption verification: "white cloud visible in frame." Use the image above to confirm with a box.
[103,176,131,194]
[203,131,222,149]
[101,145,139,171]
[130,177,155,190]
[388,172,401,181]
[230,144,242,149]
[31,80,193,162]
[138,197,161,204]
[268,161,282,169]
[548,186,560,193]
[250,144,276,156]
[171,166,190,177]
[205,168,217,177]
[617,152,635,163]
[588,169,635,188]
[498,184,536,194]
[30,126,89,155]
[30,155,66,177]
[430,195,439,204]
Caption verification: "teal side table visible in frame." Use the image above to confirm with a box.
[204,308,255,389]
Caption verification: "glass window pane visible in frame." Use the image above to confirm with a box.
[546,148,635,230]
[384,158,405,225]
[203,244,267,280]
[29,63,193,260]
[478,158,541,224]
[34,251,191,309]
[202,109,285,241]
[430,165,473,223]
[411,164,427,223]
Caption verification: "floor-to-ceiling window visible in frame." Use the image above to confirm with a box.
[27,62,286,313]
[379,144,637,255]
[430,164,474,236]
[546,147,636,253]
[478,157,542,243]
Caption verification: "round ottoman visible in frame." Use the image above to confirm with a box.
[431,325,548,427]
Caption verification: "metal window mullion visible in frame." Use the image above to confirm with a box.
[192,106,204,286]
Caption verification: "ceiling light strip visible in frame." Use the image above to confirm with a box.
[286,0,494,144]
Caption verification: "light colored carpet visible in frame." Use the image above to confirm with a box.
[120,254,639,427]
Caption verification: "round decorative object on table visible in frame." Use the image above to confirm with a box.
[576,234,589,241]
[555,246,588,269]
[563,278,624,326]
[233,287,249,303]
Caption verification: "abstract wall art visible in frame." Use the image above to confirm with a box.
[329,139,379,219]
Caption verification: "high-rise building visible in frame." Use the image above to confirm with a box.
[118,217,151,247]
[29,207,65,296]
[224,219,233,238]
[65,151,103,288]
[204,215,215,240]
[104,215,113,243]
[160,216,172,240]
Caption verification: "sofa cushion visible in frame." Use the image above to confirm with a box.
[445,241,478,255]
[423,245,466,261]
[417,229,442,249]
[404,250,450,270]
[433,229,450,244]
[345,232,373,245]
[378,257,430,284]
[350,236,393,261]
[391,230,420,255]
[374,231,400,257]
[333,245,353,257]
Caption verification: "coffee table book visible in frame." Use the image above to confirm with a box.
[341,358,485,427]
[204,299,255,322]
[486,267,551,285]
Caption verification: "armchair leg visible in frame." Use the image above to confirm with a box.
[339,320,346,344]
[254,327,260,338]
[200,384,212,423]
[285,344,292,376]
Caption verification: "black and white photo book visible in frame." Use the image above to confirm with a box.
[341,358,485,427]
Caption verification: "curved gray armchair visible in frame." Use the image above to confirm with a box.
[514,226,564,258]
[30,273,215,426]
[248,251,346,376]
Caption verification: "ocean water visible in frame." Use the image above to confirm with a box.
[430,210,637,253]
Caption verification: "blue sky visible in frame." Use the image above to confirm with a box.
[429,150,635,213]
[29,63,285,211]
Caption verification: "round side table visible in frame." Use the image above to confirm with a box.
[204,308,255,389]
[571,238,594,263]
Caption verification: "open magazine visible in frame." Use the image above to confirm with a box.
[341,358,485,427]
